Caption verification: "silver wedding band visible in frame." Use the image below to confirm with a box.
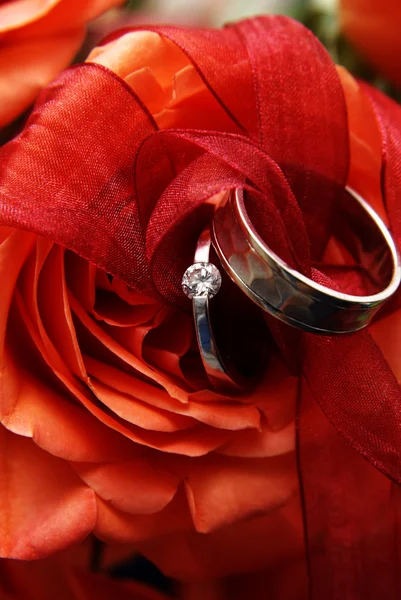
[182,228,251,391]
[211,187,401,335]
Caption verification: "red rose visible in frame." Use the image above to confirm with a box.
[0,16,401,593]
[0,0,124,127]
[0,26,303,569]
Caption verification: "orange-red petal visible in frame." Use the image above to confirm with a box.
[0,426,96,559]
[73,458,180,515]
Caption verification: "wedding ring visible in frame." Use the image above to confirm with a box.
[211,187,401,334]
[182,228,247,391]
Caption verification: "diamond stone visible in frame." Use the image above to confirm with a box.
[182,262,222,299]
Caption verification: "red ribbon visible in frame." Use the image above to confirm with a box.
[0,15,401,598]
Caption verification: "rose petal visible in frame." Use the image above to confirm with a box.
[154,65,241,132]
[12,291,231,455]
[184,453,298,533]
[1,0,124,36]
[336,65,386,221]
[17,239,86,383]
[85,356,261,431]
[93,267,161,327]
[0,0,60,33]
[143,310,194,380]
[87,31,189,89]
[138,496,304,581]
[218,421,295,458]
[93,292,160,327]
[125,66,169,115]
[110,276,160,308]
[0,426,96,559]
[0,32,84,126]
[65,251,96,312]
[104,310,169,365]
[36,244,87,377]
[1,352,138,462]
[90,378,198,432]
[70,292,190,402]
[0,230,36,364]
[73,458,180,514]
[95,488,193,543]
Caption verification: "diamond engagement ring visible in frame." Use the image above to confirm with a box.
[182,228,248,391]
[211,187,401,335]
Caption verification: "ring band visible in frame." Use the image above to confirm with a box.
[182,228,248,391]
[211,187,401,334]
